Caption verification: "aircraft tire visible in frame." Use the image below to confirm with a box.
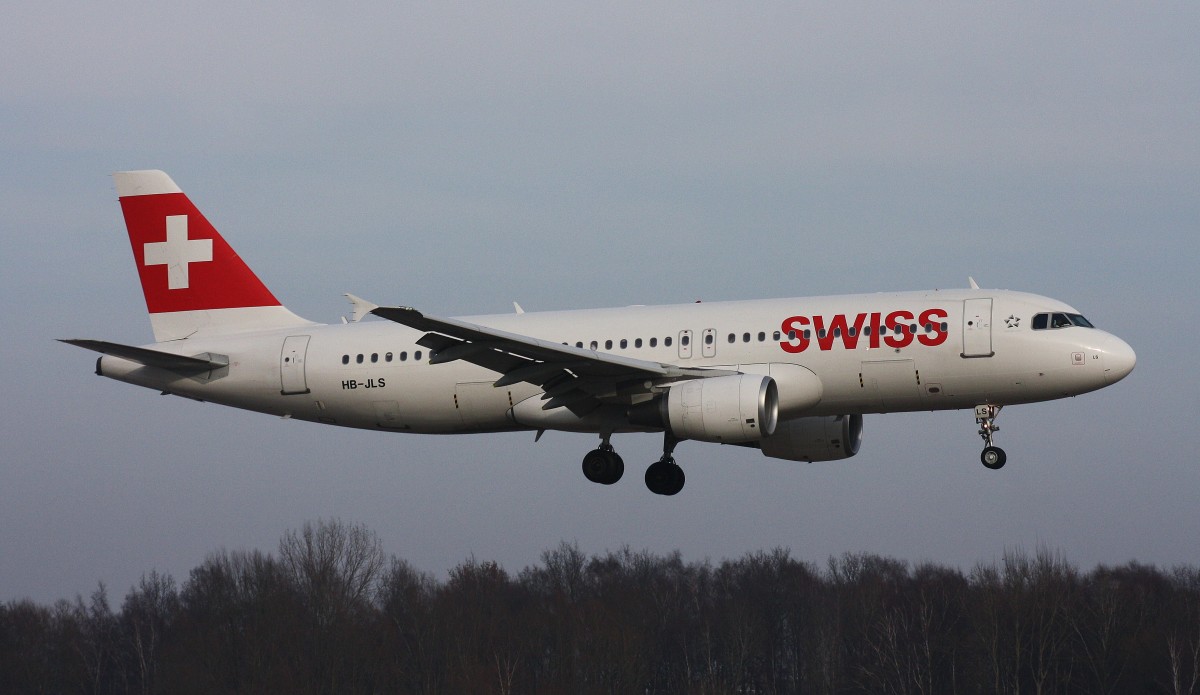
[981,446,1007,470]
[583,449,624,485]
[645,459,685,496]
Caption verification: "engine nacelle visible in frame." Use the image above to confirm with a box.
[755,414,863,462]
[656,374,779,443]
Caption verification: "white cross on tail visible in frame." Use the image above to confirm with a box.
[143,215,212,290]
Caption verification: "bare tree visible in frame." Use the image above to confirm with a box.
[57,584,121,694]
[377,558,441,694]
[278,518,387,693]
[1165,566,1200,695]
[0,600,57,693]
[7,523,1200,694]
[278,518,386,627]
[120,571,178,695]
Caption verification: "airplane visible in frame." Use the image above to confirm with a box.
[63,170,1136,496]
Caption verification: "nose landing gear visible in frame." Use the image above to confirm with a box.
[975,404,1007,470]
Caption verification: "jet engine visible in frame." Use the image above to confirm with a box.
[750,414,863,462]
[630,375,779,443]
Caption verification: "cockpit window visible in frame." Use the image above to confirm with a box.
[1032,312,1094,330]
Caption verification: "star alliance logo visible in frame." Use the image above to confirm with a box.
[1005,315,1021,328]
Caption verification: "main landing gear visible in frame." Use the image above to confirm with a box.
[644,433,685,497]
[581,439,624,485]
[975,404,1007,470]
[581,433,686,495]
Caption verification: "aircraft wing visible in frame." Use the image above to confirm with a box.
[370,306,733,414]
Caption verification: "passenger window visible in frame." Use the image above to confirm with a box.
[356,354,364,364]
[650,337,658,348]
[605,340,613,350]
[704,334,714,345]
[371,353,379,363]
[681,335,690,346]
[728,333,736,343]
[773,331,781,340]
[385,352,393,362]
[788,330,797,340]
[414,351,422,361]
[620,339,628,349]
[665,336,673,347]
[341,355,349,365]
[743,332,751,342]
[590,341,598,350]
[575,341,583,348]
[758,332,766,342]
[635,338,643,348]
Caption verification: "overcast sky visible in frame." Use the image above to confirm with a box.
[2,3,1197,603]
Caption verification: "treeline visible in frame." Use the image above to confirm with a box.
[2,520,1199,695]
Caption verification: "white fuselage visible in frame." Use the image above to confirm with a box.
[96,288,1135,435]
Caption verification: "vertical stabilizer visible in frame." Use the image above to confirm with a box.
[114,170,313,341]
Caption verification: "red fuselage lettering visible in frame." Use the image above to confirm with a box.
[779,308,948,354]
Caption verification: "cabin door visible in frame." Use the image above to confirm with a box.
[962,299,994,357]
[280,335,311,395]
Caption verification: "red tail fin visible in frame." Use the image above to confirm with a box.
[114,170,310,341]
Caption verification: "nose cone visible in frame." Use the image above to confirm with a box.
[1103,335,1136,385]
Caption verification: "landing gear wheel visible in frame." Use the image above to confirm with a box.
[981,446,1007,470]
[645,458,685,496]
[582,448,624,485]
[974,405,1008,470]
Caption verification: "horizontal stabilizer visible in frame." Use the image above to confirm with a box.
[59,339,228,373]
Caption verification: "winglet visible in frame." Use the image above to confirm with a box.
[968,277,980,290]
[344,293,379,323]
